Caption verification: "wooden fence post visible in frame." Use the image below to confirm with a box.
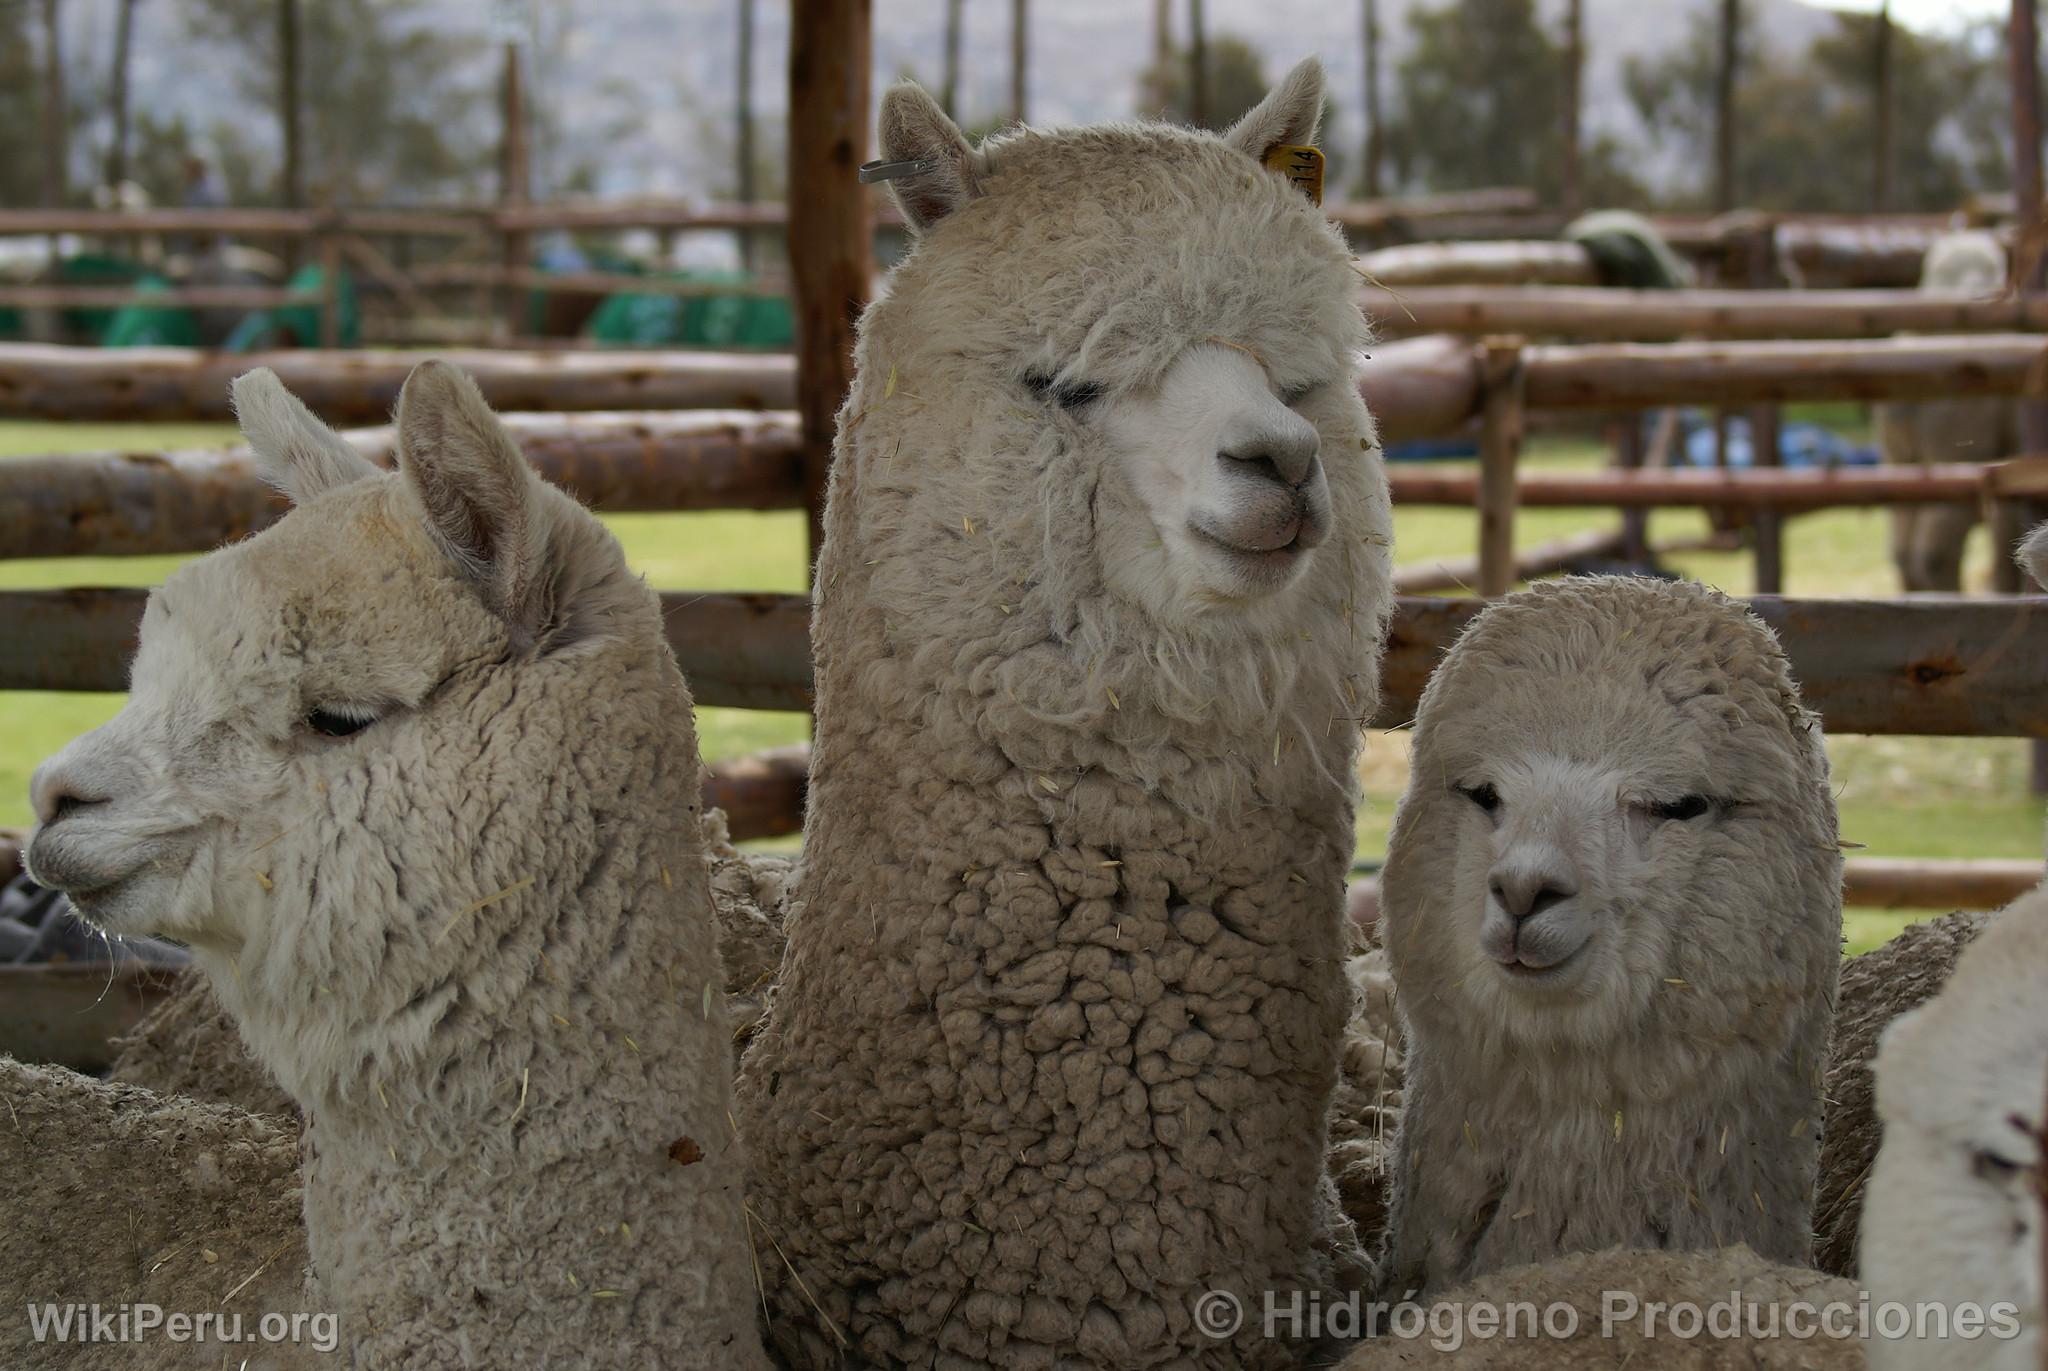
[498,40,531,343]
[1477,337,1527,597]
[789,0,874,566]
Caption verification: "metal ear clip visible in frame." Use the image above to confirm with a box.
[859,159,933,184]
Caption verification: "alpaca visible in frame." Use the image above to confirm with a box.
[1813,907,1994,1276]
[1376,577,1842,1296]
[0,1056,311,1370]
[1331,1245,1865,1370]
[24,363,770,1370]
[1860,884,2048,1371]
[735,59,1394,1370]
[1876,231,2023,592]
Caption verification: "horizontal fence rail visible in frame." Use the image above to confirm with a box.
[0,412,805,560]
[0,427,2000,564]
[0,345,797,422]
[8,590,2043,739]
[4,332,2042,428]
[1365,287,2048,341]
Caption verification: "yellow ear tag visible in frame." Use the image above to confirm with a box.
[1263,144,1325,206]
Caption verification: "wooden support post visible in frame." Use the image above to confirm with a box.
[279,0,303,210]
[1009,0,1027,123]
[941,0,963,118]
[317,227,341,349]
[498,41,530,343]
[1361,0,1381,200]
[1714,0,1739,212]
[105,0,138,191]
[38,0,65,213]
[1615,414,1649,563]
[736,0,757,274]
[789,0,874,566]
[1187,0,1208,128]
[1562,0,1583,217]
[1477,338,1527,598]
[1872,0,1893,212]
[1749,405,1783,592]
[2014,0,2048,453]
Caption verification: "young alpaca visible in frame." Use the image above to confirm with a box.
[736,60,1394,1370]
[1859,883,2047,1371]
[1376,577,1842,1297]
[25,363,769,1370]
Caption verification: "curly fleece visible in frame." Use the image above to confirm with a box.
[736,64,1394,1371]
[1378,578,1842,1295]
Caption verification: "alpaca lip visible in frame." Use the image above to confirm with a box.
[1185,520,1308,582]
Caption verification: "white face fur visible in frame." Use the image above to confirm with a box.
[24,362,580,959]
[1084,341,1334,616]
[1431,749,1717,1019]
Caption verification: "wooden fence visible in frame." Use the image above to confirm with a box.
[4,324,2048,900]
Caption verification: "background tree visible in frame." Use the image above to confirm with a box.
[0,1,44,205]
[1383,0,1640,204]
[1627,9,2013,212]
[182,0,491,204]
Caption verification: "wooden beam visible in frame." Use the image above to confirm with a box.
[787,0,873,564]
[279,0,303,208]
[1476,339,1526,597]
[0,412,805,560]
[1715,0,1739,212]
[1561,0,1583,216]
[1358,241,1600,289]
[1392,525,1623,594]
[1387,462,1995,510]
[1841,856,2042,910]
[0,285,330,310]
[105,0,138,190]
[1360,0,1382,200]
[38,0,65,211]
[701,744,811,840]
[0,346,796,422]
[1010,0,1028,122]
[0,588,812,709]
[14,592,2048,740]
[1521,335,2048,410]
[1361,287,2048,341]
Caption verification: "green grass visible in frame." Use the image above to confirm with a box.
[3,418,2038,954]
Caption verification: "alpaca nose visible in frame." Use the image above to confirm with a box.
[1221,424,1321,488]
[1488,866,1577,921]
[29,760,107,828]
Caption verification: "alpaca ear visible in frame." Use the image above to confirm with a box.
[231,368,380,505]
[877,81,976,233]
[2018,522,2048,591]
[1224,56,1326,163]
[393,360,551,637]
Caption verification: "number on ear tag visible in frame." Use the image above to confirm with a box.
[1263,144,1325,206]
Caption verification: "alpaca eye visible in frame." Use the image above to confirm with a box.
[1457,782,1500,814]
[1972,1148,2024,1181]
[1649,794,1714,822]
[1023,372,1103,413]
[305,706,378,739]
[1278,382,1320,407]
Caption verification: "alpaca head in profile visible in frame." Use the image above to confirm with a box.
[1387,576,1839,1049]
[26,361,654,1101]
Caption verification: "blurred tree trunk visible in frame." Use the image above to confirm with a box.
[1361,0,1381,196]
[39,0,65,208]
[105,0,139,189]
